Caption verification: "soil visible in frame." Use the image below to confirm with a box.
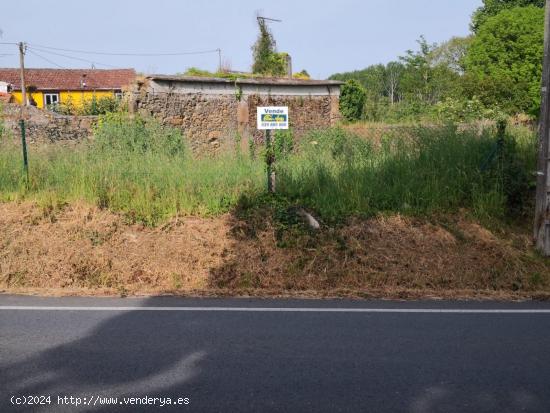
[1,201,549,300]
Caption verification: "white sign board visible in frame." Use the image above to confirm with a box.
[257,106,289,130]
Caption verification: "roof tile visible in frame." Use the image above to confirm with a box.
[0,68,136,91]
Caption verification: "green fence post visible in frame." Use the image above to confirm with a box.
[266,129,274,193]
[19,119,29,185]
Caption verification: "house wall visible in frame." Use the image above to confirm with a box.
[133,78,341,154]
[11,91,44,108]
[11,90,116,109]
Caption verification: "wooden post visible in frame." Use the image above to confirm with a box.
[535,0,550,255]
[18,42,27,111]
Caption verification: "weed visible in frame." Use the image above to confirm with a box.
[0,115,537,227]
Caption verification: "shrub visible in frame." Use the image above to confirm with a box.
[51,96,121,116]
[434,97,494,122]
[92,112,186,156]
[339,80,367,122]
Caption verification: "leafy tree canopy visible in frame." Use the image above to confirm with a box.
[471,0,544,32]
[465,6,544,114]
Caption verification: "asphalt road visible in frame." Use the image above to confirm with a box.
[1,295,550,413]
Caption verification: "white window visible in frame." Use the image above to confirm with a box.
[44,93,59,106]
[114,91,123,99]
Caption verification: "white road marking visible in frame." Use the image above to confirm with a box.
[0,306,549,313]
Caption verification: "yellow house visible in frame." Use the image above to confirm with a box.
[0,68,136,109]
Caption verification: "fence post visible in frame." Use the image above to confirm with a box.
[265,129,275,193]
[19,119,29,185]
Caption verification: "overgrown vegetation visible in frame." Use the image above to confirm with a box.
[330,0,545,122]
[0,114,537,227]
[274,125,536,223]
[51,95,121,116]
[339,80,367,121]
[251,16,288,76]
[0,113,263,225]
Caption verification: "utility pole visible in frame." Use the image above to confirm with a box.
[18,41,29,182]
[18,42,27,110]
[217,48,222,73]
[535,0,550,255]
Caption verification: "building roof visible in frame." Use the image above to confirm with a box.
[0,68,136,91]
[147,74,343,86]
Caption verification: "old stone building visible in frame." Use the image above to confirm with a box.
[131,75,342,153]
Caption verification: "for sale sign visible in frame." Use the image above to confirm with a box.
[257,106,289,130]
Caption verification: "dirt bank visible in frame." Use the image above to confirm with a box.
[1,201,548,299]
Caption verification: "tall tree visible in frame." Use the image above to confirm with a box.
[384,62,404,105]
[399,36,458,104]
[465,6,544,114]
[471,0,544,32]
[429,36,472,74]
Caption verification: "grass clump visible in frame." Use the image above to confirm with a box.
[275,124,535,223]
[0,113,536,226]
[0,113,264,225]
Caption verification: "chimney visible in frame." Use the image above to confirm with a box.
[286,54,292,79]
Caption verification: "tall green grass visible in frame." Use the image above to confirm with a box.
[0,112,537,225]
[276,124,535,222]
[0,113,264,225]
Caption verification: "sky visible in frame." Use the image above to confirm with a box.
[0,0,482,79]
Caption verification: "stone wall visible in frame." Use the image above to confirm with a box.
[2,76,342,155]
[132,76,341,154]
[246,94,339,142]
[134,92,338,153]
[1,103,96,143]
[135,93,239,153]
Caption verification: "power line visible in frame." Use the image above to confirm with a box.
[28,43,220,57]
[27,46,118,68]
[26,49,66,68]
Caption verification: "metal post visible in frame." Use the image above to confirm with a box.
[535,0,550,255]
[18,41,29,186]
[19,119,28,183]
[266,129,275,193]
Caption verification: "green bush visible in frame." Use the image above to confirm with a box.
[93,112,185,156]
[339,80,367,121]
[51,96,121,116]
[434,97,494,122]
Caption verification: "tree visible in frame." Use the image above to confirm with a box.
[465,6,544,114]
[429,36,473,74]
[471,0,544,32]
[251,18,287,76]
[384,62,404,105]
[339,80,367,121]
[399,36,458,105]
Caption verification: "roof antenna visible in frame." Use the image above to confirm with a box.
[256,16,282,23]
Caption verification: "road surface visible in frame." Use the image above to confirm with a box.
[1,295,550,412]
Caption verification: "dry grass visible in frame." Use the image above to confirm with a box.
[1,201,548,300]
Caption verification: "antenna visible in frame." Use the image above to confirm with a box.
[257,16,282,23]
